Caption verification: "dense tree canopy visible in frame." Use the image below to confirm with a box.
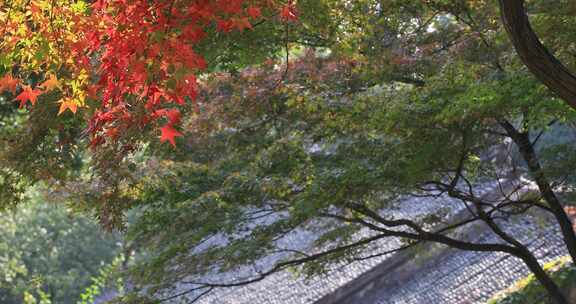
[0,0,576,304]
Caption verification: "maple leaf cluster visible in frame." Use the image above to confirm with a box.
[0,74,59,108]
[0,1,90,110]
[0,0,299,148]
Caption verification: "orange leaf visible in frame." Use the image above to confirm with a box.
[234,17,253,31]
[15,86,42,108]
[58,98,78,115]
[106,127,119,139]
[40,74,60,91]
[0,74,20,94]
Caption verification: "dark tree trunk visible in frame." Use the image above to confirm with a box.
[499,120,576,263]
[518,251,568,304]
[498,0,576,110]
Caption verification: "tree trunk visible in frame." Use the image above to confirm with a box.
[499,120,576,264]
[498,0,576,110]
[518,251,568,304]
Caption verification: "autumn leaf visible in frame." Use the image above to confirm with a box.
[280,3,298,22]
[58,98,78,115]
[39,74,60,91]
[160,124,183,147]
[217,20,234,32]
[247,6,261,19]
[15,86,42,108]
[29,1,42,16]
[0,74,20,94]
[156,109,182,125]
[106,127,119,139]
[234,18,253,31]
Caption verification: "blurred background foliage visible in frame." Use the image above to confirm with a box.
[0,191,121,304]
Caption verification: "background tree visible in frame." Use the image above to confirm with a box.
[0,192,121,304]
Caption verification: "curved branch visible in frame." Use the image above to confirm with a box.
[167,233,391,303]
[499,0,576,110]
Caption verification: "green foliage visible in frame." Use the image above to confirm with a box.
[122,50,576,299]
[0,193,121,304]
[78,255,126,304]
[0,89,85,210]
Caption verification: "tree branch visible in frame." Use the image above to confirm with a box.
[498,0,576,109]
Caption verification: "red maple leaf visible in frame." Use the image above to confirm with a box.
[106,127,119,139]
[153,108,181,124]
[165,109,182,124]
[15,85,42,108]
[280,3,298,22]
[217,19,234,32]
[160,124,183,147]
[247,6,261,19]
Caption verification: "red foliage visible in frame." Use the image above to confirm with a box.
[49,0,298,147]
[280,2,298,22]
